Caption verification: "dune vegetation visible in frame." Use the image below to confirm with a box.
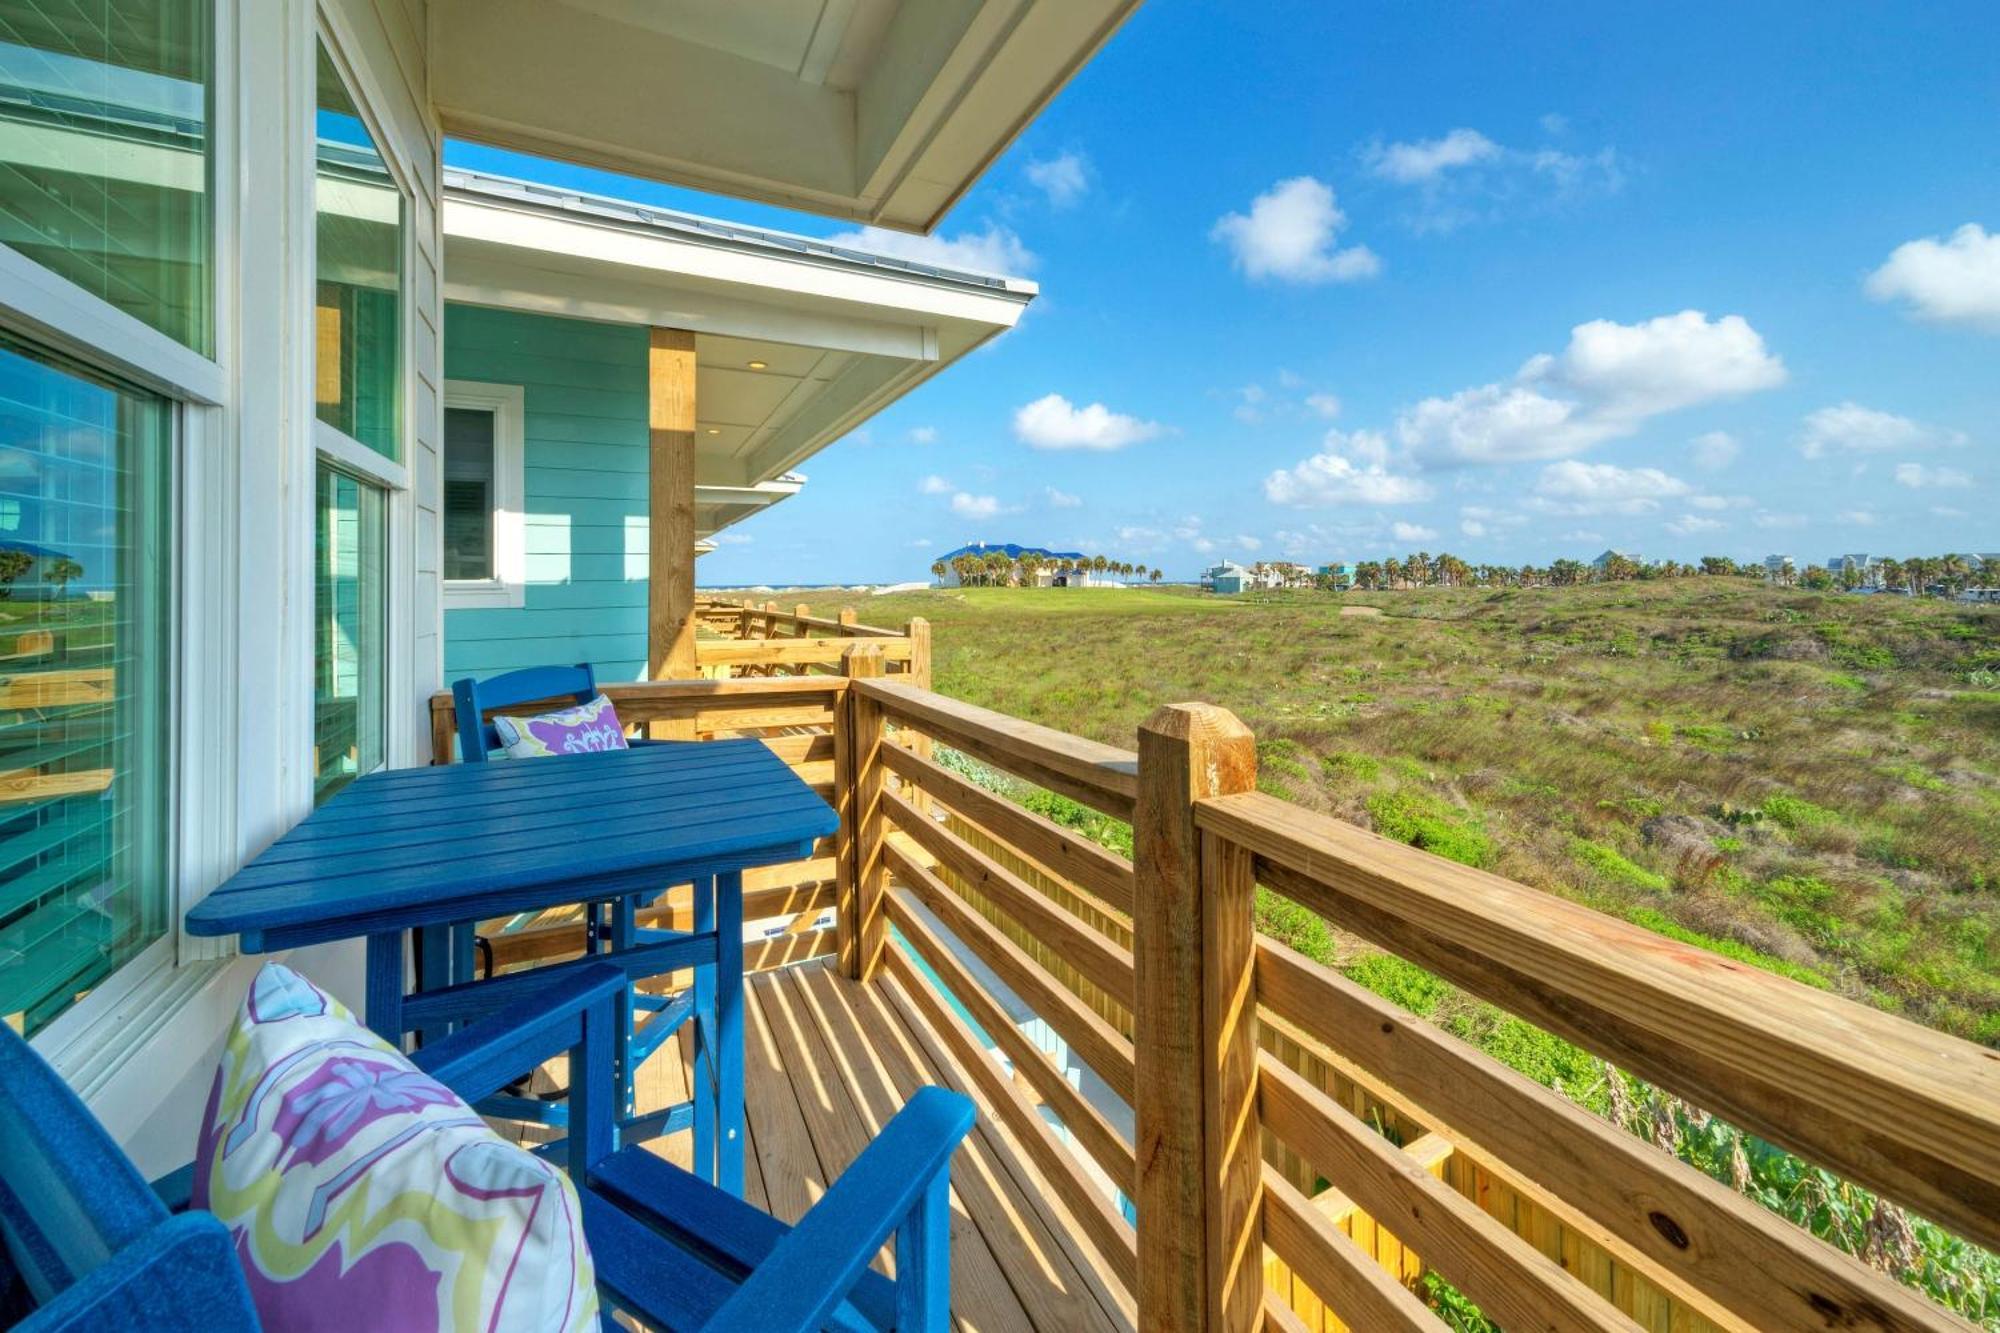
[788,576,2000,1323]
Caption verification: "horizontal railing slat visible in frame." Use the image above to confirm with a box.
[1259,1050,1643,1333]
[1254,935,1973,1332]
[882,787,1134,1004]
[883,837,1136,1106]
[879,741,1135,915]
[1197,788,2000,1255]
[1260,1165,1440,1330]
[855,678,1138,821]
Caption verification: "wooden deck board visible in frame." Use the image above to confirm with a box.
[557,958,1131,1332]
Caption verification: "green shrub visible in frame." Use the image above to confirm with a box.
[1344,952,1446,1017]
[1626,907,1829,987]
[1366,790,1495,868]
[1255,888,1335,965]
[1321,750,1381,782]
[1570,838,1670,890]
[1762,794,1837,830]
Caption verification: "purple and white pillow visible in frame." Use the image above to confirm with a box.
[194,963,598,1332]
[492,693,629,759]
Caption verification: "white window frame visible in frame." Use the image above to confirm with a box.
[0,0,239,1068]
[307,11,418,792]
[440,380,525,609]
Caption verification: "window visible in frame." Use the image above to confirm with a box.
[0,0,214,353]
[312,464,385,805]
[442,381,524,609]
[0,333,172,1038]
[313,40,400,461]
[310,37,402,804]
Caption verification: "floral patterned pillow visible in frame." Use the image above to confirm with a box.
[492,693,629,759]
[194,963,598,1333]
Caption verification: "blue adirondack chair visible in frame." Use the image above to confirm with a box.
[449,663,700,1132]
[0,963,974,1331]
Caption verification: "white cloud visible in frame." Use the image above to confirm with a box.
[1236,535,1264,552]
[1894,462,1973,489]
[1690,430,1739,471]
[908,426,937,444]
[1397,312,1783,467]
[1753,510,1807,530]
[1932,506,1969,518]
[1539,112,1569,135]
[1666,514,1725,535]
[826,222,1034,276]
[1460,518,1487,537]
[950,492,1001,520]
[918,474,953,495]
[1013,393,1163,451]
[1688,493,1751,511]
[1045,486,1083,508]
[1838,509,1881,527]
[1865,223,2000,331]
[1561,528,1604,542]
[1024,151,1089,208]
[1366,128,1501,184]
[1531,460,1691,515]
[1305,393,1342,419]
[1211,177,1380,284]
[1367,127,1621,232]
[1391,521,1439,542]
[1263,429,1433,506]
[1535,311,1786,419]
[1798,402,1965,458]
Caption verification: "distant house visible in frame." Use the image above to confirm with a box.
[935,541,1091,587]
[1591,548,1643,572]
[1764,554,1796,581]
[1200,561,1285,594]
[1318,562,1357,589]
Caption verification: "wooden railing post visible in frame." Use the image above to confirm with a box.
[837,645,888,980]
[838,607,858,632]
[1134,703,1260,1333]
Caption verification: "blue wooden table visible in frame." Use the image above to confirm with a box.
[186,739,837,1194]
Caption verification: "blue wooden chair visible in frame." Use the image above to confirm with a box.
[448,663,705,1144]
[0,964,974,1331]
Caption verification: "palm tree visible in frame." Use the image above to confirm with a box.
[0,549,32,600]
[47,557,82,601]
[1149,567,1162,584]
[929,560,947,586]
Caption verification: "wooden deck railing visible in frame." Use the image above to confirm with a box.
[833,672,1999,1333]
[424,659,2000,1331]
[692,596,929,682]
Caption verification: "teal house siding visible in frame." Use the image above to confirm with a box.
[442,303,652,683]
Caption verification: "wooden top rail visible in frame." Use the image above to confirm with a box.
[696,596,905,640]
[1195,787,2000,1259]
[852,677,1139,821]
[695,636,912,668]
[425,676,845,764]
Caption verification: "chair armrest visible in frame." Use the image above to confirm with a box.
[701,1087,974,1332]
[16,1213,257,1332]
[409,962,625,1106]
[148,1163,196,1213]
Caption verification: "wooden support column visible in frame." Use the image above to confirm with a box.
[1133,703,1260,1333]
[647,327,698,736]
[837,644,887,979]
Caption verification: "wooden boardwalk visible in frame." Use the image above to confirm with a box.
[632,959,1134,1333]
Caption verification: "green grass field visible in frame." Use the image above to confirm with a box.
[801,579,2000,1044]
[779,577,2000,1321]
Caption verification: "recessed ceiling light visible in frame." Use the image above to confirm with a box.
[706,427,720,435]
[746,359,768,370]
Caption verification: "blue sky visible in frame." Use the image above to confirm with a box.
[447,1,2000,583]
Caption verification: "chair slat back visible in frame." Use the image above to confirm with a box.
[0,1026,169,1305]
[451,662,599,763]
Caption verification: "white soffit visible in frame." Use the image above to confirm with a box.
[428,0,1144,232]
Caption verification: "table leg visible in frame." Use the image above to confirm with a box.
[692,875,716,1183]
[612,895,637,1119]
[416,924,450,1045]
[716,869,745,1197]
[365,931,405,1044]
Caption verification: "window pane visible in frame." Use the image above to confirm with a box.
[0,0,214,353]
[313,465,384,805]
[313,42,400,461]
[442,406,494,580]
[0,333,172,1038]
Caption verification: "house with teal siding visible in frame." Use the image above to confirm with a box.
[435,170,1032,684]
